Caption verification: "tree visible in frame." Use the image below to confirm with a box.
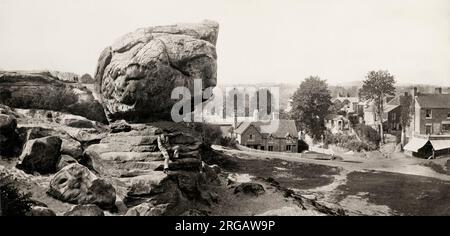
[359,70,396,144]
[290,76,332,140]
[400,94,412,148]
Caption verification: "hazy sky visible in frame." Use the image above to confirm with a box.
[0,0,449,85]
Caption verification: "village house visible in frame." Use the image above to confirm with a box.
[234,119,299,153]
[363,96,396,131]
[325,114,350,134]
[404,87,450,158]
[332,95,362,114]
[382,93,411,133]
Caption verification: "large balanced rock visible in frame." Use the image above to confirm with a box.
[48,163,116,209]
[0,71,108,123]
[94,20,219,121]
[17,136,62,174]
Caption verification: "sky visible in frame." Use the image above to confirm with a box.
[0,0,449,86]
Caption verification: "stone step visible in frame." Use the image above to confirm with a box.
[100,134,159,146]
[98,151,163,162]
[86,143,158,154]
[119,171,169,197]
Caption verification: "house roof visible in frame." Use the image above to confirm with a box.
[384,104,400,113]
[333,97,359,104]
[416,94,450,109]
[235,119,298,138]
[325,114,348,121]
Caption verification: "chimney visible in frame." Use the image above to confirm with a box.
[435,87,442,94]
[411,87,418,97]
[253,109,259,121]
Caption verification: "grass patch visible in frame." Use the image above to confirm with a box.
[224,157,341,190]
[336,171,450,216]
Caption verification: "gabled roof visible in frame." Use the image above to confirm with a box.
[333,97,359,103]
[384,104,400,113]
[234,121,256,135]
[416,94,450,109]
[235,120,298,138]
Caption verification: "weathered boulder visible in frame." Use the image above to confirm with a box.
[17,136,62,174]
[234,182,265,196]
[48,70,79,83]
[0,71,108,123]
[18,125,84,160]
[110,120,131,133]
[0,113,16,134]
[79,73,94,84]
[63,204,104,216]
[57,155,78,171]
[29,206,57,216]
[47,163,116,209]
[94,20,219,121]
[0,114,21,157]
[125,202,169,216]
[121,171,169,197]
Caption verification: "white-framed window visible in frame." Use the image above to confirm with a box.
[447,113,450,119]
[442,124,450,132]
[286,145,291,151]
[425,124,432,135]
[425,109,432,119]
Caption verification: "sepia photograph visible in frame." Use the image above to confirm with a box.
[0,0,449,228]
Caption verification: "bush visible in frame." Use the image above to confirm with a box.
[324,131,378,152]
[219,136,237,148]
[190,122,223,145]
[0,176,33,216]
[355,124,381,145]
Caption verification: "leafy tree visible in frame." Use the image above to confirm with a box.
[290,76,332,140]
[359,70,396,144]
[400,94,412,148]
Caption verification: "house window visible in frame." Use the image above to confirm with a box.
[425,124,432,135]
[425,109,432,119]
[260,146,265,150]
[268,146,273,151]
[447,113,450,119]
[249,134,253,140]
[392,113,396,121]
[443,124,450,132]
[286,145,291,151]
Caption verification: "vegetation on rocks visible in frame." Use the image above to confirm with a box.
[0,175,33,216]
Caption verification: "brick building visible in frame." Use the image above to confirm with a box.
[234,119,299,153]
[404,88,450,158]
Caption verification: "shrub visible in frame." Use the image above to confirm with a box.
[0,176,33,216]
[190,122,223,145]
[219,136,237,148]
[324,131,378,152]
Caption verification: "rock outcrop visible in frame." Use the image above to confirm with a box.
[63,204,104,216]
[79,73,94,84]
[48,163,116,209]
[17,136,62,174]
[94,20,219,121]
[0,71,108,123]
[29,206,57,216]
[0,113,21,157]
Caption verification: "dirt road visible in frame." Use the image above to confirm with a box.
[213,145,450,215]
